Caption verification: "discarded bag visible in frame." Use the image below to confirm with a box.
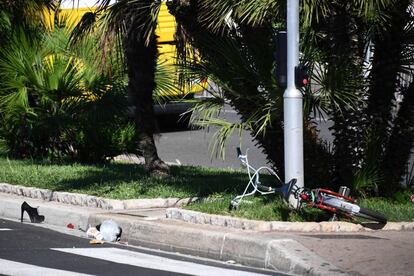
[86,220,122,242]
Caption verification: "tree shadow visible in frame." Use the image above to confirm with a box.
[50,162,248,198]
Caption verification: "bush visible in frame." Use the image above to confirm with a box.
[0,27,137,162]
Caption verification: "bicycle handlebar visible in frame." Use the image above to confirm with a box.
[236,147,242,157]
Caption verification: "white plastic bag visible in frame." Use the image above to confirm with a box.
[86,220,122,242]
[97,220,122,242]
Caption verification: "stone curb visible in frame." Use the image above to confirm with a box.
[0,194,348,276]
[166,208,414,232]
[2,182,413,232]
[0,183,197,210]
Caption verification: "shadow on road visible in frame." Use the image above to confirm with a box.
[155,115,202,133]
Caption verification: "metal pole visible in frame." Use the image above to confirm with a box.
[284,0,304,208]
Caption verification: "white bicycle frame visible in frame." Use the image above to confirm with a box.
[230,149,283,208]
[321,195,361,215]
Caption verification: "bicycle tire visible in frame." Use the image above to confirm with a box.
[354,207,387,224]
[320,195,387,224]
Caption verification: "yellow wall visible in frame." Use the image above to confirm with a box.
[48,4,175,43]
[47,3,205,95]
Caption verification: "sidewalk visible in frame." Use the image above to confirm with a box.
[1,189,413,276]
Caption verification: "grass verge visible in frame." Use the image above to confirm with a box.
[0,156,413,222]
[185,193,414,222]
[0,156,246,199]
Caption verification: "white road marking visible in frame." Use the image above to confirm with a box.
[0,258,93,276]
[0,228,12,231]
[52,247,268,276]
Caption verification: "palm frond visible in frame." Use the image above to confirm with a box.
[352,0,395,19]
[202,118,247,160]
[153,61,183,104]
[352,165,383,197]
[188,97,225,127]
[301,0,330,27]
[310,62,364,115]
[197,0,235,33]
[70,11,98,44]
[236,0,283,26]
[0,10,11,32]
[0,87,30,111]
[98,0,161,46]
[198,0,283,32]
[0,0,56,30]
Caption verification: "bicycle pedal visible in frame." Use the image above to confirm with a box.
[258,185,275,192]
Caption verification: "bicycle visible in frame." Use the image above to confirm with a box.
[230,148,387,224]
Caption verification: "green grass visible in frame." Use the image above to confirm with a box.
[359,197,414,222]
[0,156,247,199]
[185,194,331,222]
[0,156,413,222]
[185,193,414,222]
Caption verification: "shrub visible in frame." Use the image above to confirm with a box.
[0,27,137,162]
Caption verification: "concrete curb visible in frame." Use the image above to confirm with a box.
[2,181,413,232]
[87,216,348,275]
[166,208,414,232]
[0,194,348,275]
[0,183,197,210]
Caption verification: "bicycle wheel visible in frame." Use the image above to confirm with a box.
[354,207,387,224]
[320,194,387,224]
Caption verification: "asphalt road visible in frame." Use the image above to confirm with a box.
[0,219,282,276]
[155,106,333,170]
[155,105,270,170]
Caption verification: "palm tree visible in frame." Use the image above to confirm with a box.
[168,0,413,196]
[71,0,170,175]
[168,0,334,185]
[366,0,414,195]
[0,0,55,32]
[0,23,136,161]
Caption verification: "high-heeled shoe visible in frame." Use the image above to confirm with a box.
[20,201,45,223]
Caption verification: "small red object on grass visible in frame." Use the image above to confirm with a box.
[411,195,414,203]
[67,223,75,229]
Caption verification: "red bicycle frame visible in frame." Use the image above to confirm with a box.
[299,188,356,214]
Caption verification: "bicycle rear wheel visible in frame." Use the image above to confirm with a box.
[354,207,387,224]
[319,191,387,224]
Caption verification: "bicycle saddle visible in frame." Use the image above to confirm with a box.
[280,178,297,201]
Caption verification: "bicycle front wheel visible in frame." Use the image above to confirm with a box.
[354,207,387,224]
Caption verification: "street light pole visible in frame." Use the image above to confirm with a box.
[284,0,304,208]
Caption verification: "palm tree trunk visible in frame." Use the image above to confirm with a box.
[123,5,169,176]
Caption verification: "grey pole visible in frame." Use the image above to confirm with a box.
[284,0,304,208]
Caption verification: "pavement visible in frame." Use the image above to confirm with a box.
[1,184,414,276]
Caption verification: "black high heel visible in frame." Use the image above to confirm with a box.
[20,201,45,223]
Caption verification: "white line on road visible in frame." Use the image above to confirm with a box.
[52,247,268,276]
[0,258,93,276]
[0,228,12,231]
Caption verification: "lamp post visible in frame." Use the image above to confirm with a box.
[284,0,304,208]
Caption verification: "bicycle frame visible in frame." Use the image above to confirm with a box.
[232,148,387,223]
[232,148,358,218]
[299,188,360,216]
[230,149,282,209]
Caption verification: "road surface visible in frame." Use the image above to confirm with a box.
[0,219,282,276]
